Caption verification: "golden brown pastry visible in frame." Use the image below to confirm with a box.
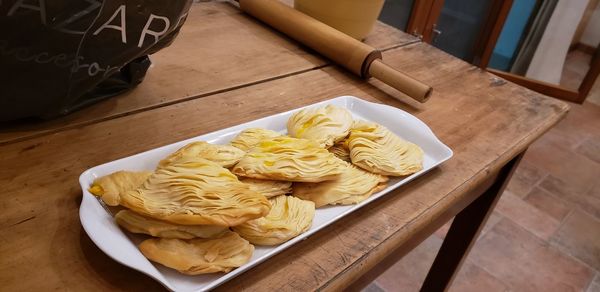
[115,210,229,239]
[232,136,345,182]
[293,160,388,207]
[348,121,424,176]
[229,128,281,151]
[233,195,315,245]
[158,141,245,168]
[88,171,152,206]
[328,140,350,162]
[287,105,353,148]
[139,231,254,274]
[239,178,292,198]
[120,157,271,226]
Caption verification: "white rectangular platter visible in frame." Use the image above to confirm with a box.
[79,95,453,292]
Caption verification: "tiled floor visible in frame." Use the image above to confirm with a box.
[365,56,600,291]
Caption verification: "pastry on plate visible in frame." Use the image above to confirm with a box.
[287,105,353,148]
[115,210,229,239]
[232,136,345,182]
[88,170,152,206]
[158,141,245,168]
[139,231,253,274]
[233,195,315,245]
[328,140,350,162]
[293,160,388,207]
[348,121,424,176]
[239,178,292,198]
[229,128,281,151]
[120,157,271,226]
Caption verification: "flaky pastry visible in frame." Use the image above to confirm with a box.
[88,171,152,206]
[293,160,388,207]
[328,140,350,162]
[233,195,315,245]
[232,136,345,182]
[287,105,353,148]
[120,157,271,226]
[158,141,245,168]
[229,128,281,151]
[115,210,228,239]
[348,121,424,176]
[139,231,253,274]
[239,178,292,198]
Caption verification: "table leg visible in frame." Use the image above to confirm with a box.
[420,152,525,292]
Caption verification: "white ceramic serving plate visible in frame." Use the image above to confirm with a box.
[79,95,453,291]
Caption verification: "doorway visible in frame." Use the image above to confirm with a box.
[378,0,600,104]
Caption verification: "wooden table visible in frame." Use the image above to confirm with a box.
[0,1,569,291]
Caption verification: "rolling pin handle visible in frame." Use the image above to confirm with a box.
[368,59,432,103]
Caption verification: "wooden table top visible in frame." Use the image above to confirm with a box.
[0,1,569,291]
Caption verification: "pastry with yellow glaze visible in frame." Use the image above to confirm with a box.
[233,195,315,245]
[348,121,424,176]
[229,128,281,151]
[120,157,271,226]
[287,105,353,148]
[88,171,152,206]
[232,136,345,182]
[139,231,253,274]
[239,178,292,198]
[158,141,245,168]
[293,160,388,207]
[115,210,229,239]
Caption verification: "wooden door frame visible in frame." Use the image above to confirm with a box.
[405,0,445,42]
[405,0,599,103]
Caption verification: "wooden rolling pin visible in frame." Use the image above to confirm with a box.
[236,0,432,102]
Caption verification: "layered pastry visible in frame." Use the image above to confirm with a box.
[139,231,254,274]
[115,210,229,239]
[229,128,281,151]
[158,141,245,168]
[347,121,424,176]
[233,195,315,245]
[287,105,353,148]
[328,140,350,162]
[232,136,345,182]
[88,170,152,206]
[120,157,271,226]
[239,178,292,198]
[293,160,388,207]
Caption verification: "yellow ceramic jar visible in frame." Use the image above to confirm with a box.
[294,0,385,40]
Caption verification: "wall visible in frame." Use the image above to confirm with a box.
[580,4,600,47]
[526,0,589,84]
[572,0,599,46]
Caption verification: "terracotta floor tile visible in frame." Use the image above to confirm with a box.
[363,282,386,292]
[550,210,600,271]
[589,183,600,200]
[554,102,600,140]
[495,191,561,240]
[469,219,594,291]
[506,161,546,198]
[587,274,600,292]
[374,235,442,292]
[434,212,502,240]
[524,186,572,221]
[541,175,600,220]
[526,141,600,194]
[577,136,600,164]
[449,261,509,292]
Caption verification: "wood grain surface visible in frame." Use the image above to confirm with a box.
[0,36,568,291]
[0,1,417,146]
